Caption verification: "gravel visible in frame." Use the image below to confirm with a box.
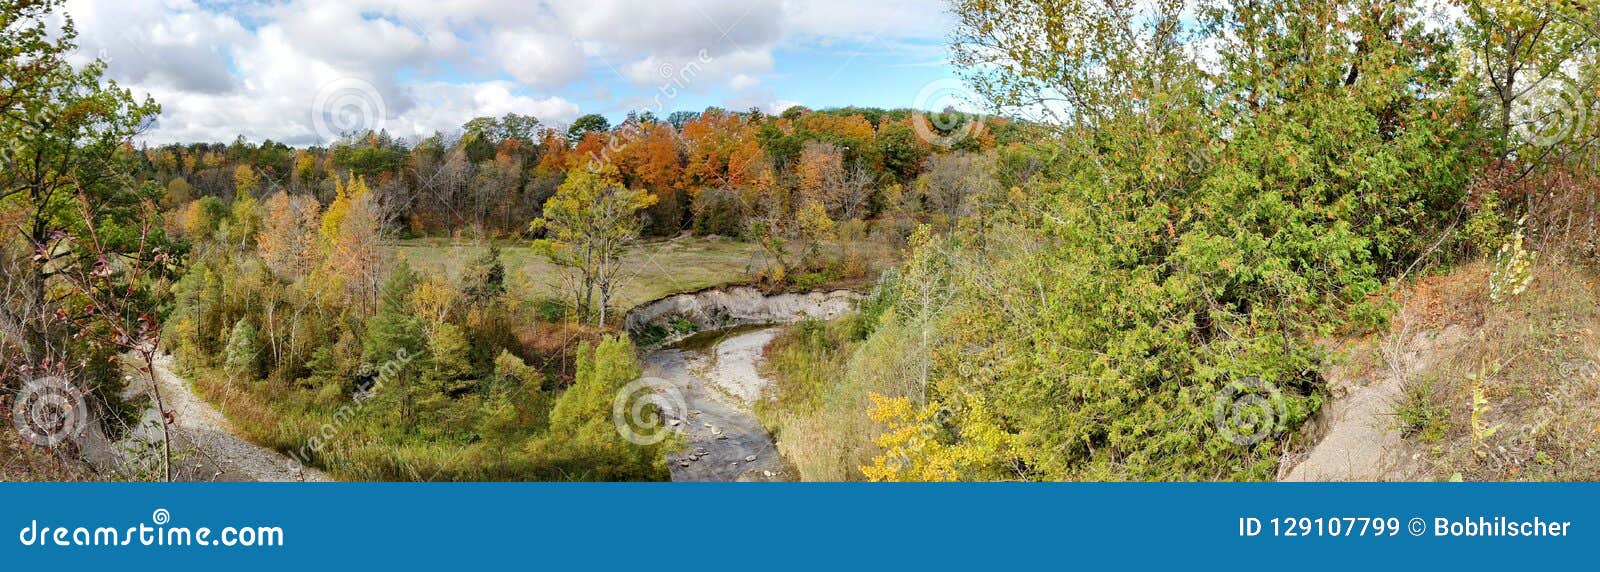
[143,355,332,482]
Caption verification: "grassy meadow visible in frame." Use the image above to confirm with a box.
[389,236,767,311]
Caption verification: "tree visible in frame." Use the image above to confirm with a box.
[797,141,846,204]
[0,0,172,479]
[258,191,323,279]
[853,0,1482,481]
[224,319,263,382]
[461,246,507,305]
[364,261,426,426]
[162,178,193,208]
[915,152,1000,228]
[567,113,611,142]
[425,323,474,396]
[410,275,461,337]
[531,164,656,326]
[228,165,261,247]
[321,176,386,314]
[524,336,668,480]
[1458,0,1598,157]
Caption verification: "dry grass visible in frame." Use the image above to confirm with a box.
[1391,257,1600,481]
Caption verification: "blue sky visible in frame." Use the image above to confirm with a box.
[59,0,966,145]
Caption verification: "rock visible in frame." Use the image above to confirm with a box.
[729,463,739,469]
[703,423,713,429]
[679,460,690,467]
[744,455,757,462]
[690,410,702,416]
[716,434,729,440]
[710,427,723,435]
[763,471,775,478]
[668,419,681,427]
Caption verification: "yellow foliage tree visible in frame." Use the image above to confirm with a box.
[862,392,1024,482]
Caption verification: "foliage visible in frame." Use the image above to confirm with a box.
[1488,218,1536,302]
[774,0,1489,481]
[523,336,669,480]
[224,319,263,381]
[531,164,656,325]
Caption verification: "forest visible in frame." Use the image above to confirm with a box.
[5,0,1600,483]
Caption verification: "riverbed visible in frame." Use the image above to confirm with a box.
[643,327,794,482]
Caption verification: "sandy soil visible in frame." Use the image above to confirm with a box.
[1280,326,1465,481]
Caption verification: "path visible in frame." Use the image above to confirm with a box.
[142,356,331,482]
[1280,326,1463,481]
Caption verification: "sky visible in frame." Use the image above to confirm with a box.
[57,0,965,146]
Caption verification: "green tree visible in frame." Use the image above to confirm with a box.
[567,113,611,142]
[524,336,668,481]
[853,0,1482,481]
[0,0,163,367]
[531,164,656,325]
[460,246,507,305]
[364,261,426,426]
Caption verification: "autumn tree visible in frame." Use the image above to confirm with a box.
[258,191,323,280]
[531,164,656,326]
[914,152,1001,228]
[614,122,687,235]
[321,175,386,315]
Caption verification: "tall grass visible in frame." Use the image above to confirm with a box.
[757,316,922,481]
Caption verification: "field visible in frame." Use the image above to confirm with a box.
[388,236,767,311]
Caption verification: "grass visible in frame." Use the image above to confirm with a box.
[1387,258,1600,481]
[387,235,765,312]
[755,315,922,481]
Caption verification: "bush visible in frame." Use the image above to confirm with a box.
[533,296,568,322]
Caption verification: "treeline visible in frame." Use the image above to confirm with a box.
[138,105,1029,241]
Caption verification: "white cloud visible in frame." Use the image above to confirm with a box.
[57,0,951,143]
[398,82,581,136]
[729,74,760,91]
[491,28,586,89]
[64,0,248,93]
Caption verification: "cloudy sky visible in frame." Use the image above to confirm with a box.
[58,0,960,146]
